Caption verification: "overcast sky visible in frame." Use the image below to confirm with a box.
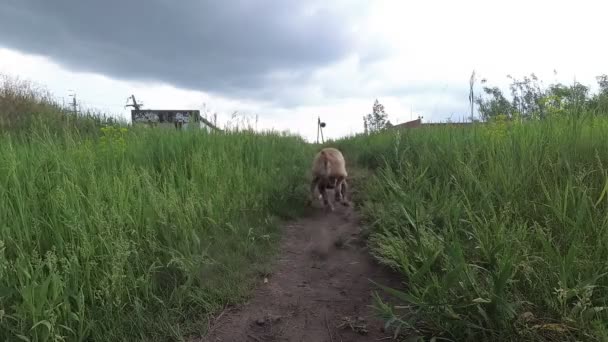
[0,0,606,141]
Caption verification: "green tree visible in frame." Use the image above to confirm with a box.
[475,80,514,121]
[542,82,589,117]
[363,99,389,133]
[475,73,608,122]
[507,73,545,119]
[589,75,608,113]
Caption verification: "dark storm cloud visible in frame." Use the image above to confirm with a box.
[0,0,370,103]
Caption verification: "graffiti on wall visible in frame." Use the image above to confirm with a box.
[132,110,199,123]
[131,109,223,131]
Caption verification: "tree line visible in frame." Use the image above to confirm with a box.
[474,72,608,121]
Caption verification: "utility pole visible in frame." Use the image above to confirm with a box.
[72,95,77,114]
[316,116,326,144]
[68,91,78,115]
[469,70,476,121]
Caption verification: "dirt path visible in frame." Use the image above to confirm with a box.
[197,185,401,342]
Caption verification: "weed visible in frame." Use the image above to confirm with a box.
[338,115,608,341]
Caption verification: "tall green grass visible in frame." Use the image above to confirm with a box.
[0,125,312,341]
[0,74,118,135]
[337,116,608,341]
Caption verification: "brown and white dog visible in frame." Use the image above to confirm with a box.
[308,147,349,211]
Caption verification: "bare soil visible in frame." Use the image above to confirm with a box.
[196,187,402,342]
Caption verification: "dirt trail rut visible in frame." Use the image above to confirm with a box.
[199,189,401,342]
